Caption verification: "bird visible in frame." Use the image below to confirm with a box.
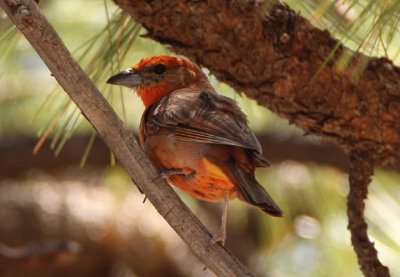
[107,55,282,245]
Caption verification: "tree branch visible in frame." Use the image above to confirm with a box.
[0,0,253,276]
[114,0,400,168]
[347,150,390,277]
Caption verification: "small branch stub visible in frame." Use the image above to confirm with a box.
[280,33,290,44]
[16,5,30,17]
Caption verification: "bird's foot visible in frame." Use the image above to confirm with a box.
[153,168,195,182]
[153,169,183,182]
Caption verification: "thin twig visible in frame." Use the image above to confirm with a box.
[0,0,253,276]
[347,150,390,277]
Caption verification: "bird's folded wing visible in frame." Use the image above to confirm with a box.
[144,88,263,153]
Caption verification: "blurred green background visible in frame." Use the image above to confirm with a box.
[1,0,400,276]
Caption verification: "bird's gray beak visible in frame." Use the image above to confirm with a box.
[106,69,141,87]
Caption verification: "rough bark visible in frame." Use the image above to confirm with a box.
[0,0,253,276]
[114,0,400,169]
[347,151,390,277]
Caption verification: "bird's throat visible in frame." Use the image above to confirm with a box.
[137,84,172,108]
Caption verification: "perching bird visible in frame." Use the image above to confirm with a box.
[107,55,282,244]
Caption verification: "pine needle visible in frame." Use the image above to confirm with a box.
[80,130,96,168]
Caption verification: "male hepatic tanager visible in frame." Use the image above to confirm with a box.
[107,55,282,244]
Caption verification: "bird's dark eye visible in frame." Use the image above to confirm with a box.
[154,64,166,75]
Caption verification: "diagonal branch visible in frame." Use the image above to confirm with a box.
[0,0,254,276]
[347,150,390,277]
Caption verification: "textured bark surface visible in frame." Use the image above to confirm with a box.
[114,0,400,168]
[347,151,390,277]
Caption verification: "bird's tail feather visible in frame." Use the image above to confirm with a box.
[226,162,282,217]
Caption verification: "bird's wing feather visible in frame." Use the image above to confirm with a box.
[143,88,263,153]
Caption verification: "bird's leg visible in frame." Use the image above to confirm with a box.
[149,169,185,202]
[153,168,195,182]
[210,193,229,245]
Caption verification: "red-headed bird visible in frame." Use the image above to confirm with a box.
[107,55,282,244]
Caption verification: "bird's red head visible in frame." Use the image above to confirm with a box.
[107,55,210,107]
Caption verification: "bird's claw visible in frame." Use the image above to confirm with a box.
[152,169,184,182]
[153,168,195,182]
